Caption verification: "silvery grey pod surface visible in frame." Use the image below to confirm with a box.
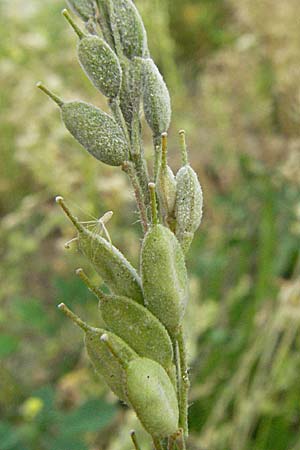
[112,0,148,59]
[142,58,171,137]
[66,0,95,21]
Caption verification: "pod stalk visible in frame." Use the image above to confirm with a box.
[55,196,85,233]
[36,82,64,107]
[130,430,142,450]
[100,334,128,368]
[62,8,85,39]
[57,303,92,332]
[179,130,188,166]
[76,268,107,302]
[161,132,168,169]
[149,182,158,226]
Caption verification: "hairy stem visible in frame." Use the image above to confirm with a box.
[177,327,190,437]
[122,161,148,233]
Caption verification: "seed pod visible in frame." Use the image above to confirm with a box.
[66,0,95,22]
[37,83,128,166]
[56,197,144,304]
[78,36,121,98]
[58,303,137,402]
[76,269,173,370]
[63,10,122,99]
[141,223,188,334]
[175,131,203,254]
[112,0,148,59]
[156,133,176,225]
[126,358,179,438]
[142,58,171,137]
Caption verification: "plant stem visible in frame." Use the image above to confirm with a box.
[122,161,148,233]
[132,114,151,210]
[177,327,190,438]
[153,438,164,450]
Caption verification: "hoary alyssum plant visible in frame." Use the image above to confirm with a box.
[37,1,203,449]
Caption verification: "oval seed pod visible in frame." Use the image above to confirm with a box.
[156,133,176,226]
[175,131,203,254]
[76,269,173,371]
[112,0,148,59]
[141,223,189,334]
[56,197,144,304]
[78,36,122,98]
[142,58,171,137]
[126,358,179,438]
[37,83,128,166]
[66,0,95,22]
[63,10,122,99]
[58,303,137,402]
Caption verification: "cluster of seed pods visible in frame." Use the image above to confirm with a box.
[38,0,203,447]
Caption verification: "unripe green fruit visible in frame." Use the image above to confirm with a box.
[66,0,95,21]
[99,293,173,370]
[86,328,136,402]
[78,36,122,98]
[142,58,171,137]
[113,0,148,59]
[62,101,128,166]
[56,197,144,304]
[126,358,179,438]
[175,164,203,254]
[58,304,137,402]
[141,224,188,334]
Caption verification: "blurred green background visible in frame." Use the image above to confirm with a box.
[1,0,300,449]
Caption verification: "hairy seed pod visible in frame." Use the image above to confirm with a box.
[112,0,148,59]
[56,197,144,304]
[126,358,179,438]
[175,131,203,254]
[61,101,128,166]
[141,224,188,334]
[78,36,122,98]
[58,304,137,402]
[63,11,122,99]
[37,83,129,166]
[66,0,95,22]
[76,269,173,370]
[142,58,171,137]
[156,133,176,224]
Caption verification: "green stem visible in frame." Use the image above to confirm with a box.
[122,162,148,233]
[178,130,188,166]
[109,98,131,147]
[131,430,142,450]
[153,135,162,182]
[149,182,158,226]
[177,327,190,437]
[132,114,151,210]
[153,438,164,450]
